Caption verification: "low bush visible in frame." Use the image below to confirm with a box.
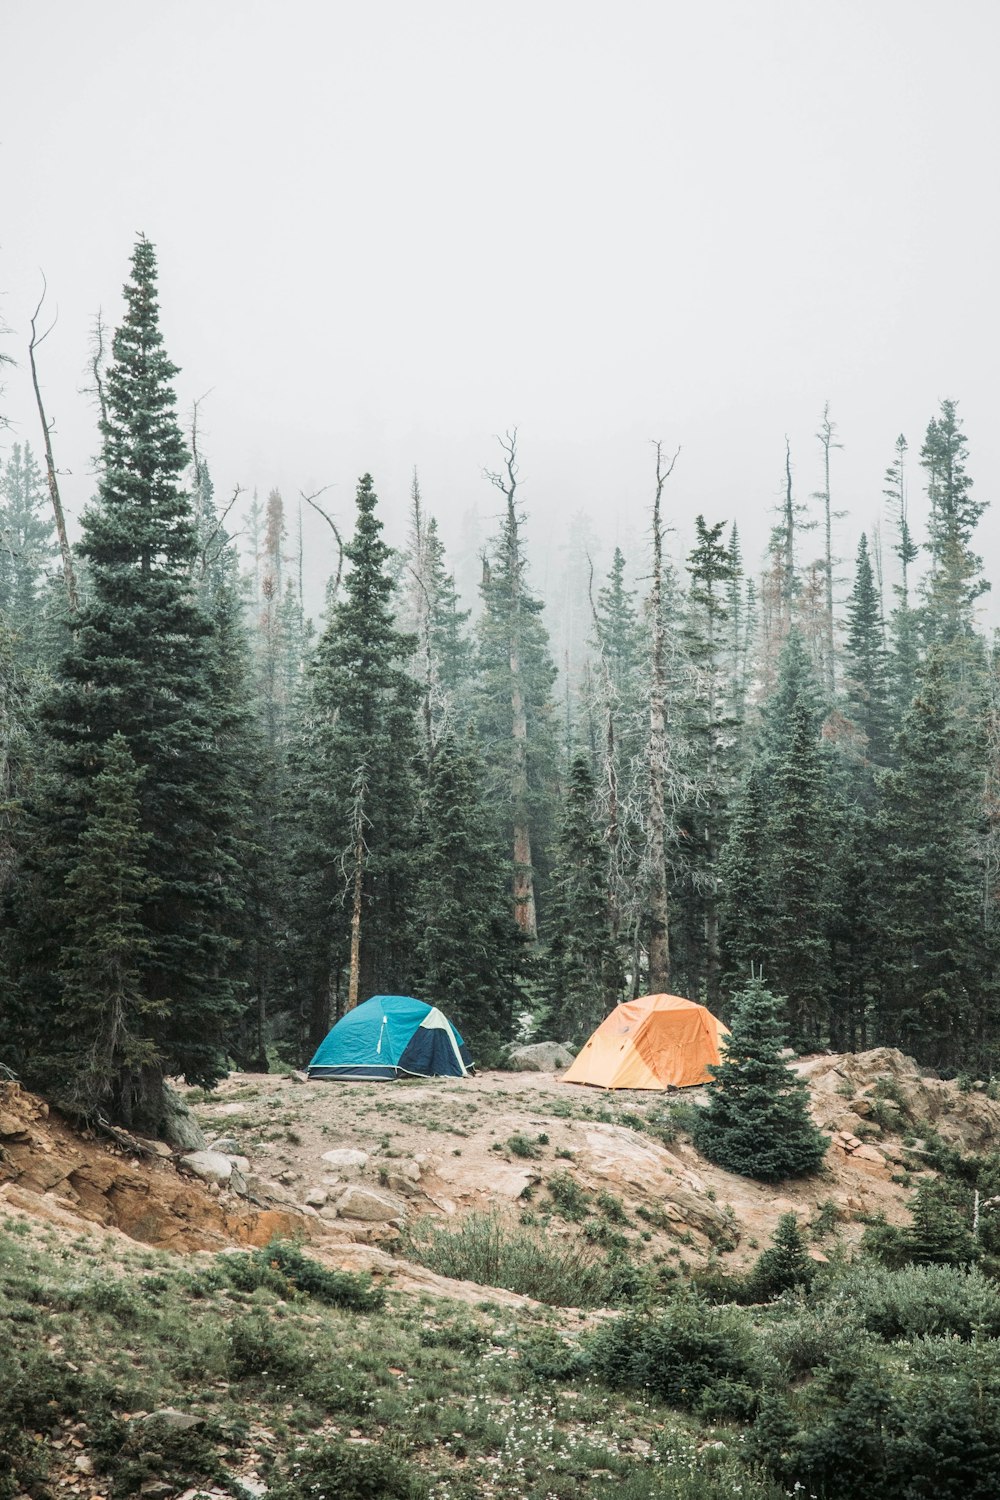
[586,1297,766,1415]
[268,1437,428,1499]
[506,1132,542,1159]
[828,1261,1000,1341]
[547,1171,591,1220]
[402,1211,629,1307]
[210,1240,384,1311]
[225,1313,310,1379]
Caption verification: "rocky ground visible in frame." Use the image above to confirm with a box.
[4,1046,998,1292]
[3,1049,1000,1500]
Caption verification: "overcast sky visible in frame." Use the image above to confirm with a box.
[3,0,999,619]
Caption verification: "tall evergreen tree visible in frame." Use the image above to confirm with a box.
[718,632,835,1040]
[53,735,161,1115]
[843,533,893,770]
[294,474,421,1048]
[677,516,738,1004]
[474,434,558,938]
[0,442,56,671]
[920,401,988,692]
[15,238,242,1127]
[878,652,988,1067]
[414,731,521,1058]
[591,546,644,956]
[543,754,620,1042]
[885,433,920,714]
[766,694,835,1042]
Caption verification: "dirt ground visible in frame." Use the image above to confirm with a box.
[4,1048,997,1296]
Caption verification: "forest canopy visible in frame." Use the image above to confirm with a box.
[2,238,998,1130]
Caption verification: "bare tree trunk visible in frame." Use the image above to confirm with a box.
[781,437,795,628]
[816,404,842,697]
[647,440,678,993]
[28,283,78,613]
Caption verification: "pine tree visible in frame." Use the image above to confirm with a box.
[843,533,892,771]
[0,442,57,671]
[590,546,644,955]
[878,652,987,1067]
[543,754,620,1042]
[720,632,835,1040]
[745,1211,817,1299]
[294,474,421,1047]
[718,763,770,988]
[695,977,829,1181]
[885,433,920,715]
[474,433,558,938]
[414,731,521,1058]
[766,694,835,1043]
[679,516,738,1004]
[920,401,988,692]
[16,238,242,1127]
[53,736,162,1116]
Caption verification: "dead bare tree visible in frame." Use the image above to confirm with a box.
[80,309,110,429]
[301,486,343,602]
[813,403,844,696]
[646,439,680,992]
[28,278,78,613]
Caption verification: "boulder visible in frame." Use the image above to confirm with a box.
[507,1041,576,1072]
[303,1186,328,1208]
[161,1087,208,1152]
[321,1147,368,1172]
[207,1135,241,1154]
[179,1150,233,1186]
[0,1110,30,1140]
[336,1184,408,1222]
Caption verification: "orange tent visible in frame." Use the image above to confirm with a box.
[561,993,729,1090]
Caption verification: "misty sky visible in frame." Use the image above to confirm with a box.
[3,0,1000,622]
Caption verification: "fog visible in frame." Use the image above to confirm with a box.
[3,0,1000,620]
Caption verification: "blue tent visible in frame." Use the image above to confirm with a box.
[307,995,473,1080]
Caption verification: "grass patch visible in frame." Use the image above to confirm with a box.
[402,1211,622,1307]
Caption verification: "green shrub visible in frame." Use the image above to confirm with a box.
[863,1179,979,1268]
[586,1298,765,1413]
[547,1171,591,1220]
[596,1190,630,1225]
[829,1261,1000,1341]
[211,1240,384,1311]
[506,1132,542,1158]
[225,1313,309,1379]
[103,1415,224,1500]
[0,1419,48,1500]
[268,1438,428,1499]
[402,1211,615,1307]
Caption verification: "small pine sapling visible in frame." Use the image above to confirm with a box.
[695,975,829,1181]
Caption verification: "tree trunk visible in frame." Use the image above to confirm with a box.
[29,288,79,613]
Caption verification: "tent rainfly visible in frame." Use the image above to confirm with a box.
[561,993,728,1090]
[307,994,472,1080]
